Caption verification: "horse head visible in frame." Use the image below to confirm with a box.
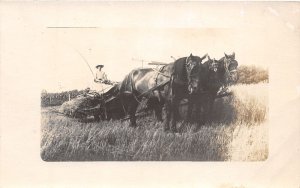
[207,56,219,73]
[185,53,207,94]
[223,52,239,83]
[198,56,224,92]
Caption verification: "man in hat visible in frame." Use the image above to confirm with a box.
[93,64,111,94]
[94,64,108,83]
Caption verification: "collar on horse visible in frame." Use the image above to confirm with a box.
[173,57,188,85]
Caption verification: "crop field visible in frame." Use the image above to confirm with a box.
[41,82,268,161]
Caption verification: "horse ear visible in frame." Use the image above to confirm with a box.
[232,52,235,59]
[224,53,229,58]
[208,55,211,60]
[189,53,193,57]
[201,53,208,61]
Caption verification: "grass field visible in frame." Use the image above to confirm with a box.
[41,83,268,161]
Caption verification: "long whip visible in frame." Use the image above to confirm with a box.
[74,48,95,79]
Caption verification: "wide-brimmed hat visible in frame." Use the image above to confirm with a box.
[96,65,104,68]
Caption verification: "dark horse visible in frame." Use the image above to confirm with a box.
[186,56,221,127]
[119,54,207,131]
[192,52,238,126]
[159,53,207,132]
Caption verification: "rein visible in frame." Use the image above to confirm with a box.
[152,67,171,79]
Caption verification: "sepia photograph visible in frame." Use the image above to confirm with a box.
[40,3,270,162]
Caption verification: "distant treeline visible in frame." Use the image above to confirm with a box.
[41,65,268,107]
[41,89,85,107]
[237,65,268,84]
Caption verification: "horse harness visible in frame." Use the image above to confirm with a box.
[130,66,171,106]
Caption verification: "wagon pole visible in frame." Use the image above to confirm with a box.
[148,61,168,66]
[121,111,150,122]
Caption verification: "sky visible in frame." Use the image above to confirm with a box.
[30,2,300,92]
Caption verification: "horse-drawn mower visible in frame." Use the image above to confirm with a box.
[59,83,124,121]
[58,55,235,123]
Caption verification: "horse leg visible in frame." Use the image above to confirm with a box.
[186,96,194,123]
[203,102,210,125]
[121,95,138,127]
[94,113,100,121]
[127,96,139,128]
[164,100,171,131]
[148,97,163,122]
[174,104,180,121]
[202,96,214,124]
[170,97,180,133]
[196,97,204,128]
[206,96,216,123]
[199,94,209,125]
[154,102,163,122]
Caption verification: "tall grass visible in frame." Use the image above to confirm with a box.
[41,115,234,161]
[213,83,268,124]
[228,122,268,161]
[41,83,268,161]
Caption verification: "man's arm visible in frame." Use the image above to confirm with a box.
[103,73,108,81]
[94,73,101,82]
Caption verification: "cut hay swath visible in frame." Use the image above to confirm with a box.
[59,95,101,118]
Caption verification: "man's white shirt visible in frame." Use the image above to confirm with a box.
[95,70,107,81]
